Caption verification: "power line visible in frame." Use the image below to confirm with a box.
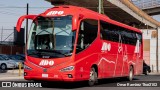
[0,11,21,16]
[0,8,25,15]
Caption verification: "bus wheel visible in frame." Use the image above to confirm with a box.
[88,67,98,86]
[128,66,134,81]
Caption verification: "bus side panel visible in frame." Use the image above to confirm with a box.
[74,53,99,81]
[74,39,102,80]
[98,42,117,79]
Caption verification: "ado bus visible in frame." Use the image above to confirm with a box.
[16,5,143,86]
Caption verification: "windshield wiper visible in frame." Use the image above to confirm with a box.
[41,50,72,57]
[28,50,72,57]
[64,52,72,56]
[27,51,42,56]
[50,50,69,57]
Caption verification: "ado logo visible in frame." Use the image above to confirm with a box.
[39,60,54,66]
[101,42,111,51]
[46,11,64,16]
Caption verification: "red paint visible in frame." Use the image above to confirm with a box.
[16,5,143,82]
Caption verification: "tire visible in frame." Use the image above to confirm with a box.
[1,64,7,70]
[144,70,148,75]
[88,67,98,86]
[128,66,134,81]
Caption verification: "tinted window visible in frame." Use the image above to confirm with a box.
[0,56,4,60]
[76,19,98,53]
[100,20,142,45]
[100,21,119,42]
[120,28,137,45]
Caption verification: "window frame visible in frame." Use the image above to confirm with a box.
[76,19,99,54]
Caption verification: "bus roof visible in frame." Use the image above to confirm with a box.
[40,5,142,34]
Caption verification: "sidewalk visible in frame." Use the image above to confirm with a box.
[0,69,24,81]
[148,72,160,75]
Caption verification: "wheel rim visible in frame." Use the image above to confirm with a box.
[89,68,98,86]
[1,65,6,70]
[89,70,95,82]
[129,68,133,81]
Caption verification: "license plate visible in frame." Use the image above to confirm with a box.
[42,74,48,78]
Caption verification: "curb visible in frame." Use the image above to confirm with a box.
[7,69,24,73]
[148,72,160,75]
[0,69,24,81]
[0,77,24,80]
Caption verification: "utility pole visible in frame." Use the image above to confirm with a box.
[99,0,102,14]
[26,3,29,43]
[1,27,3,43]
[98,0,104,14]
[156,27,159,72]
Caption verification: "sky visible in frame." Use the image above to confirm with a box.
[0,0,160,42]
[0,0,53,28]
[0,0,53,41]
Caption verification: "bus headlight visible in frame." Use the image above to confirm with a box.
[60,66,74,72]
[24,65,32,70]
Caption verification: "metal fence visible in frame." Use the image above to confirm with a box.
[0,27,14,43]
[0,45,24,55]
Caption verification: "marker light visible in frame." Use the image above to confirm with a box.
[24,65,32,70]
[68,74,73,78]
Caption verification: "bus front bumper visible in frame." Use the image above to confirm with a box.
[24,71,76,82]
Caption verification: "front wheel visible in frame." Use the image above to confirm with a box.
[88,67,98,86]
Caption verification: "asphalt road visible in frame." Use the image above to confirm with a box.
[0,74,160,90]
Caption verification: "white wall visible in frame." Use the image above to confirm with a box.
[141,29,159,72]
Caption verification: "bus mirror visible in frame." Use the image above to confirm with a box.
[72,14,84,31]
[72,16,78,31]
[16,15,37,32]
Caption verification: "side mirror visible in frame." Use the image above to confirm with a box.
[16,15,37,32]
[72,14,84,31]
[72,15,78,31]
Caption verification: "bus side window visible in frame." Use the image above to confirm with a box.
[100,20,119,42]
[76,19,98,54]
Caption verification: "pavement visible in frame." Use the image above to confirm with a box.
[0,69,24,81]
[147,72,160,75]
[0,69,160,81]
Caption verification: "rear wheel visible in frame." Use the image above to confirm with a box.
[144,70,148,75]
[128,66,134,81]
[88,67,98,86]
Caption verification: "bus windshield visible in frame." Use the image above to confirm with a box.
[27,15,76,58]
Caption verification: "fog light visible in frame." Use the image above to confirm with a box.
[24,72,27,76]
[68,74,73,78]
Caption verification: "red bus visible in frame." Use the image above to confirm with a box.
[16,5,143,86]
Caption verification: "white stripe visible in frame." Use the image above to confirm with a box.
[128,61,135,65]
[98,57,115,65]
[113,35,123,77]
